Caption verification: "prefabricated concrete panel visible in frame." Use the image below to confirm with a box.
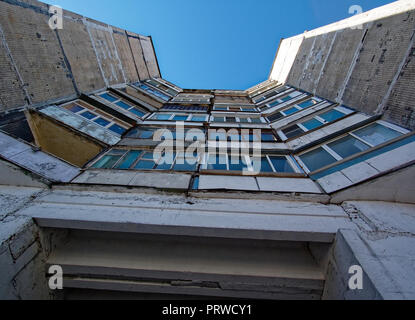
[0,130,80,183]
[126,32,150,80]
[287,37,316,88]
[73,170,192,191]
[383,40,415,130]
[39,105,121,146]
[330,164,415,204]
[341,11,415,115]
[85,18,127,86]
[256,177,322,194]
[0,0,77,105]
[140,35,160,78]
[0,24,27,111]
[314,27,367,102]
[57,12,106,93]
[111,27,139,83]
[198,175,259,191]
[298,32,337,94]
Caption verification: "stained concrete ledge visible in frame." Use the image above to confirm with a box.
[18,188,352,243]
[324,201,415,300]
[72,170,192,191]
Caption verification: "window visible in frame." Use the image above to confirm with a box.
[64,101,129,135]
[260,91,303,111]
[149,113,208,122]
[91,149,127,169]
[297,122,405,172]
[162,105,208,112]
[202,153,299,174]
[108,124,126,135]
[91,149,199,172]
[252,86,291,104]
[299,148,337,172]
[211,116,264,124]
[208,129,277,142]
[98,92,147,118]
[126,127,206,142]
[135,83,171,101]
[282,125,304,139]
[353,123,402,146]
[267,98,322,123]
[278,106,352,140]
[213,106,258,112]
[327,136,370,159]
[144,79,178,96]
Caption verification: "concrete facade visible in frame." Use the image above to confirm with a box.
[270,0,415,130]
[0,0,415,301]
[0,0,160,113]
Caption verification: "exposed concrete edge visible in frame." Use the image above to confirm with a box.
[333,229,405,300]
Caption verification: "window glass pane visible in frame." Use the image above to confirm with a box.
[214,106,227,111]
[115,150,142,169]
[209,131,226,141]
[319,109,345,122]
[80,111,96,120]
[353,123,402,146]
[226,117,236,122]
[300,147,337,172]
[115,101,132,110]
[239,118,249,123]
[173,158,197,171]
[139,129,155,139]
[227,133,240,142]
[108,124,126,135]
[138,84,170,101]
[134,160,156,170]
[68,104,84,113]
[267,112,283,122]
[298,99,318,109]
[269,156,295,173]
[284,107,299,115]
[302,118,323,131]
[214,117,225,123]
[173,115,188,121]
[328,136,370,159]
[190,116,206,122]
[94,118,110,127]
[92,155,122,169]
[206,154,227,170]
[283,125,304,139]
[129,108,145,117]
[99,93,118,102]
[155,152,176,170]
[281,95,293,102]
[258,158,274,173]
[261,133,276,142]
[141,152,155,160]
[250,118,262,124]
[154,114,172,120]
[228,156,247,171]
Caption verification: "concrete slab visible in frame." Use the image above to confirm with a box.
[198,175,259,191]
[257,177,322,193]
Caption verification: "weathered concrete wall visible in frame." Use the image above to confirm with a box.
[270,1,415,130]
[0,0,160,113]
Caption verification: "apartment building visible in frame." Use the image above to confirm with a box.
[0,0,414,300]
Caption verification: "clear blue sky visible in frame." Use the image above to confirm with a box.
[44,0,394,90]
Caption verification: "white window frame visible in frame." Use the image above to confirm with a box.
[294,120,407,173]
[277,105,354,140]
